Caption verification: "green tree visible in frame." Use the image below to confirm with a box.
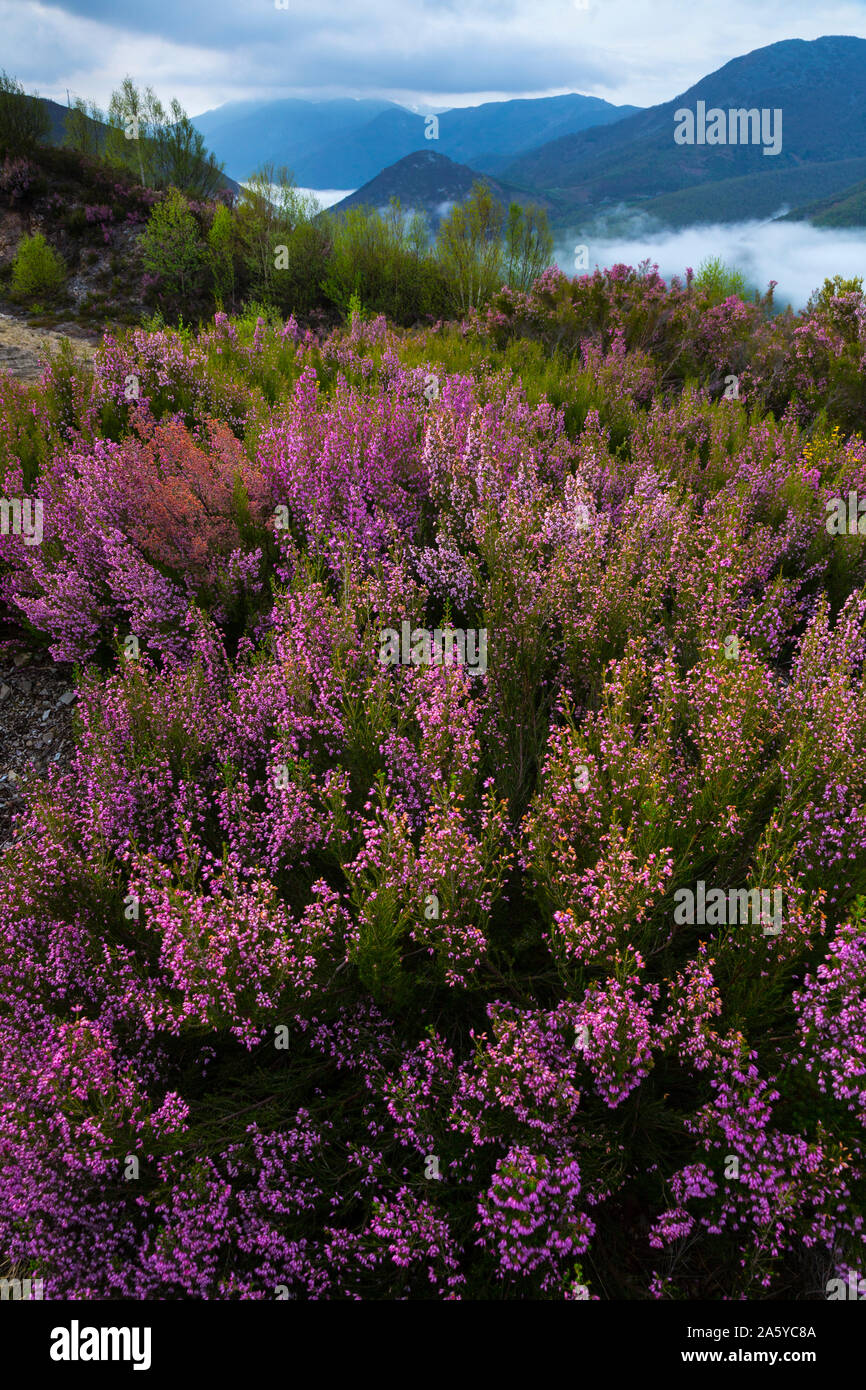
[140,188,205,306]
[105,77,157,186]
[207,202,236,308]
[0,70,51,155]
[277,214,331,316]
[10,232,66,302]
[237,165,325,311]
[694,255,749,304]
[436,182,504,314]
[322,198,442,323]
[504,201,553,293]
[151,99,225,198]
[63,96,104,160]
[104,78,223,196]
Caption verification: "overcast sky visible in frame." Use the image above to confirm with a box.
[3,0,866,116]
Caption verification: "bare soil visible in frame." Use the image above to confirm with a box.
[0,308,97,381]
[0,652,77,851]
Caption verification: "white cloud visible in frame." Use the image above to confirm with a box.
[5,0,865,112]
[554,216,866,310]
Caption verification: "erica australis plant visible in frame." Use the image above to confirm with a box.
[1,279,866,1302]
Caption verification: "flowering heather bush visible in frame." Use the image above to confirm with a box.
[1,275,866,1301]
[476,261,866,434]
[0,155,34,200]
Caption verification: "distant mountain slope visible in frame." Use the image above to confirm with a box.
[30,95,241,196]
[192,92,640,188]
[37,95,103,147]
[459,95,641,175]
[779,177,866,227]
[319,94,641,186]
[636,157,866,229]
[505,36,866,223]
[303,106,425,188]
[192,97,399,183]
[330,150,552,229]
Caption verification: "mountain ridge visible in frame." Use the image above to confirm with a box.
[503,36,866,225]
[330,149,551,228]
[191,92,640,186]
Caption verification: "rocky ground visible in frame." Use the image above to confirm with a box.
[0,650,77,851]
[0,308,97,381]
[0,317,93,846]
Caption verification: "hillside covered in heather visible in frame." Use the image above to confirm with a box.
[1,264,866,1300]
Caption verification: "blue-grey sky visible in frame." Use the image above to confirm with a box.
[3,0,866,115]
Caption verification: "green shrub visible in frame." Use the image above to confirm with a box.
[140,187,206,311]
[436,182,504,314]
[694,255,749,304]
[236,167,330,317]
[807,274,864,317]
[207,202,236,309]
[63,96,104,160]
[322,199,446,324]
[237,299,281,329]
[504,200,554,292]
[9,232,67,302]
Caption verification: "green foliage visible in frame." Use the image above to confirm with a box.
[504,201,554,293]
[104,76,155,186]
[322,198,446,324]
[140,188,206,309]
[207,202,236,309]
[104,76,224,197]
[151,99,225,198]
[9,232,66,302]
[436,181,505,314]
[0,69,51,155]
[0,375,49,490]
[236,165,328,316]
[40,336,91,441]
[236,299,282,329]
[694,255,749,304]
[807,274,864,316]
[276,214,332,317]
[63,96,104,159]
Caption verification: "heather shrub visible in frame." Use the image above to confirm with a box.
[0,413,273,661]
[0,154,34,200]
[2,283,866,1302]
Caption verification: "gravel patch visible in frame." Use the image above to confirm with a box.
[0,649,78,851]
